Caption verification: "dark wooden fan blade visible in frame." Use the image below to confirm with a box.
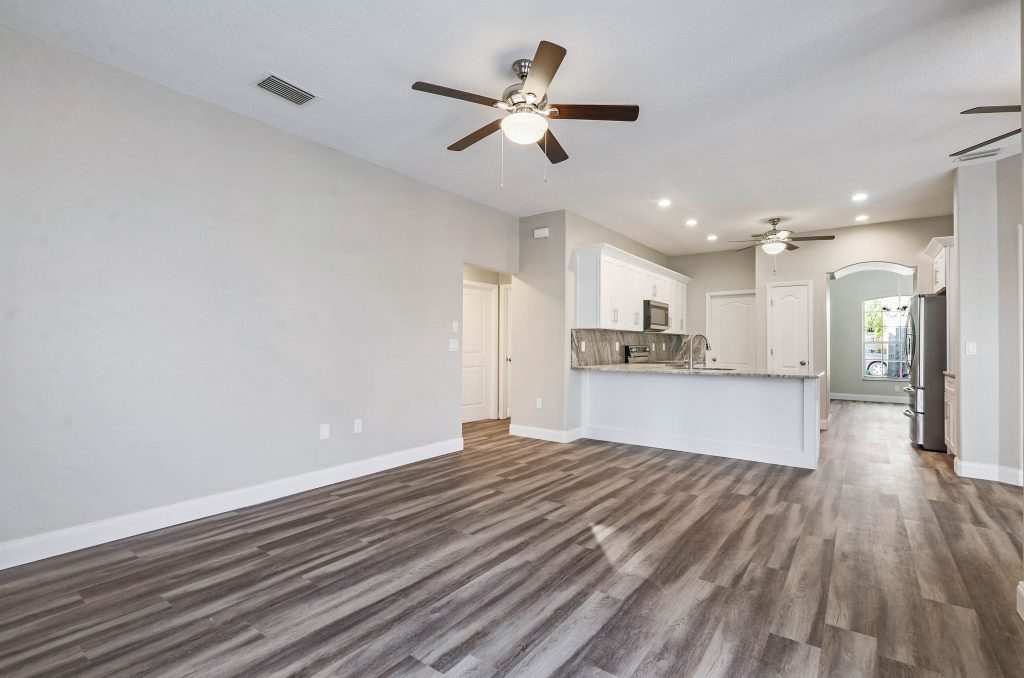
[447,120,502,151]
[790,235,836,241]
[729,240,762,243]
[961,106,1021,114]
[785,242,799,251]
[549,104,640,121]
[537,129,569,164]
[522,41,566,104]
[412,82,499,107]
[733,244,758,252]
[950,129,1021,157]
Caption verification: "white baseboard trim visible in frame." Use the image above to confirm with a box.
[582,424,816,470]
[508,424,583,444]
[1017,582,1024,622]
[953,458,1024,486]
[0,437,463,571]
[830,392,908,404]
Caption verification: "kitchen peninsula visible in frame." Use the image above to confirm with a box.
[575,362,823,469]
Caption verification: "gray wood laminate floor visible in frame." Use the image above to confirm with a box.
[1,401,1022,677]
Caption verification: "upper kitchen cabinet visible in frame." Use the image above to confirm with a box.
[574,244,691,334]
[924,236,954,294]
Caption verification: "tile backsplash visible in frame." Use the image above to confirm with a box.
[571,329,701,366]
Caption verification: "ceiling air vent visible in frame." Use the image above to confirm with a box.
[956,148,1001,162]
[257,74,316,105]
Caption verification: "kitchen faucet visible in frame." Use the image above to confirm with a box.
[688,334,711,370]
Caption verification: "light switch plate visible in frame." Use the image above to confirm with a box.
[319,423,330,440]
[536,398,543,409]
[449,338,459,352]
[966,341,977,356]
[452,320,459,333]
[580,341,586,352]
[353,419,362,434]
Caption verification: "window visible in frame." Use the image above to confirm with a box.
[863,296,909,380]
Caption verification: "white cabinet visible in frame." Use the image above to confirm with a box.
[924,236,953,295]
[933,248,947,293]
[598,255,629,328]
[575,244,691,333]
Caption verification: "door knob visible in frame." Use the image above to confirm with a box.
[711,357,717,362]
[800,360,807,366]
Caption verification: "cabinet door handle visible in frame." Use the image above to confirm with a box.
[799,360,807,366]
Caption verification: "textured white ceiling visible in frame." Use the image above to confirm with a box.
[0,0,1019,254]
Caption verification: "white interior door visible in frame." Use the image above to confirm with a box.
[768,282,812,372]
[462,282,498,422]
[707,291,756,369]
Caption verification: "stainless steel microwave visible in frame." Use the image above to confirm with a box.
[644,299,669,332]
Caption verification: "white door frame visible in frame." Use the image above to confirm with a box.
[498,282,511,419]
[766,280,814,371]
[705,289,756,367]
[462,281,499,421]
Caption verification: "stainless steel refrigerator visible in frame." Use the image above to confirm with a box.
[904,294,947,451]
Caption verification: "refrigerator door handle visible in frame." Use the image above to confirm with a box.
[902,409,915,418]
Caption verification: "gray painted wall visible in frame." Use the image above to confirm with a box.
[955,162,1003,473]
[828,270,915,399]
[996,155,1022,474]
[668,250,756,334]
[0,27,516,542]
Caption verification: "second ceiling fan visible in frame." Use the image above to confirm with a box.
[412,41,639,164]
[730,218,836,254]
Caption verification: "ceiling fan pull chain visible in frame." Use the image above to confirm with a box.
[543,134,548,183]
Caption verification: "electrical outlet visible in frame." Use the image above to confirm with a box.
[449,338,459,352]
[581,341,586,352]
[452,320,459,333]
[966,341,977,356]
[353,419,362,434]
[614,341,619,352]
[536,398,543,409]
[319,423,330,440]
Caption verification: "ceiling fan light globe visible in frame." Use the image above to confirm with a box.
[761,241,787,255]
[501,111,548,144]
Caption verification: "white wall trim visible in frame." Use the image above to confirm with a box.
[509,424,582,444]
[953,457,1024,486]
[829,392,908,404]
[0,437,463,571]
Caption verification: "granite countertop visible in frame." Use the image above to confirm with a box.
[574,363,824,379]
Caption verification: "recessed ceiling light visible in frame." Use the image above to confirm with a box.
[685,218,698,226]
[706,234,718,241]
[855,214,869,222]
[657,199,672,207]
[851,192,868,202]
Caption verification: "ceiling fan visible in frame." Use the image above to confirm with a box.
[730,218,836,254]
[950,105,1021,157]
[411,40,639,164]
